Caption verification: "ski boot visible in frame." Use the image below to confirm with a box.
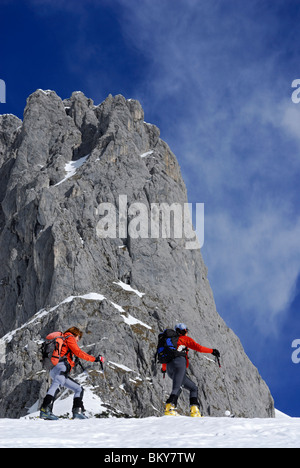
[72,397,88,419]
[164,403,179,416]
[190,405,202,417]
[72,407,89,419]
[40,405,59,420]
[40,395,59,420]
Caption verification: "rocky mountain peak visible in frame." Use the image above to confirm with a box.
[0,90,274,418]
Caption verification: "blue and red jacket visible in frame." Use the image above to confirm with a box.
[162,335,213,371]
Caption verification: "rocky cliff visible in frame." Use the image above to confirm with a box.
[0,90,274,418]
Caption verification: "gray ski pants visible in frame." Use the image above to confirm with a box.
[47,361,83,399]
[166,356,198,403]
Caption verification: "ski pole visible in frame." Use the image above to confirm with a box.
[99,356,108,386]
[77,356,114,413]
[76,359,96,386]
[216,356,235,417]
[161,367,166,409]
[99,356,104,372]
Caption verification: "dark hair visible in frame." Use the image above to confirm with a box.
[64,327,83,339]
[175,328,188,336]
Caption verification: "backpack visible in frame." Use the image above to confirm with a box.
[155,329,186,364]
[41,332,69,370]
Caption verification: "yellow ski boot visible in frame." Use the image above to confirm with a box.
[190,405,202,417]
[164,403,178,416]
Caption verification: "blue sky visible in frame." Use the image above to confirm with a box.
[1,0,300,416]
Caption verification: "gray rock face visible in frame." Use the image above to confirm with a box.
[0,90,274,418]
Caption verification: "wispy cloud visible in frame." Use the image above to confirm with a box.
[113,0,300,336]
[204,208,300,332]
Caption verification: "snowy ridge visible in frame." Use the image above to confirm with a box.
[1,293,106,344]
[0,410,299,448]
[0,282,150,345]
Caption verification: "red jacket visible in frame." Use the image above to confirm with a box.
[61,332,96,369]
[162,335,213,371]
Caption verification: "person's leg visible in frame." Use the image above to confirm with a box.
[181,374,198,402]
[165,357,187,414]
[181,374,201,417]
[46,363,67,397]
[40,362,68,419]
[166,356,187,404]
[64,375,87,419]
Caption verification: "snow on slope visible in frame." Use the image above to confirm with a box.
[0,412,299,448]
[1,384,299,449]
[0,287,150,348]
[55,154,90,186]
[0,374,298,448]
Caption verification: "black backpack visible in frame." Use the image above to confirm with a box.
[156,329,186,364]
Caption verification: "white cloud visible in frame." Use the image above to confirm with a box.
[204,208,300,334]
[114,1,300,337]
[280,104,300,144]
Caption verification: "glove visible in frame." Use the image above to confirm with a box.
[212,349,220,358]
[95,355,105,363]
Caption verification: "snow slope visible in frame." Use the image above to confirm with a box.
[0,412,299,448]
[0,373,297,448]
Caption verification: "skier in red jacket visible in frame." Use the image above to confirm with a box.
[163,323,220,417]
[40,327,104,420]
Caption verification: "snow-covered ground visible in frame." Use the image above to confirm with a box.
[0,381,298,449]
[0,411,299,449]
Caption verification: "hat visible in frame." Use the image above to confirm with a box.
[174,323,188,332]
